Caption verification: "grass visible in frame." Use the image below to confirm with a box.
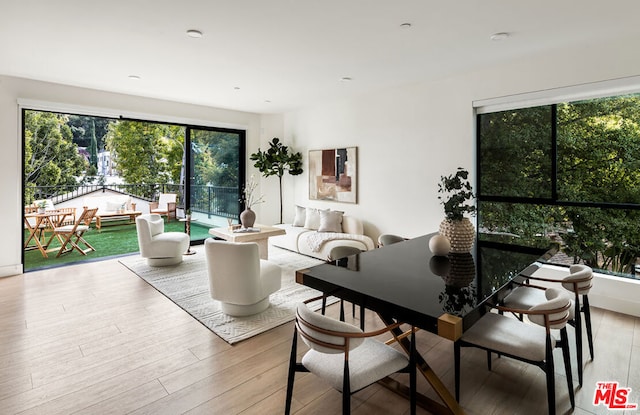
[24,219,213,272]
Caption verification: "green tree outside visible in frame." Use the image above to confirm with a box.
[478,94,640,275]
[106,121,185,197]
[24,110,88,203]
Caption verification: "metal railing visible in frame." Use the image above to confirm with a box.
[27,183,239,219]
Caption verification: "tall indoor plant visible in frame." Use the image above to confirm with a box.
[250,137,303,223]
[438,167,476,252]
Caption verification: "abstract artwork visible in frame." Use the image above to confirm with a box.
[308,147,357,203]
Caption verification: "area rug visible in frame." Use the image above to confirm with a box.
[119,245,328,344]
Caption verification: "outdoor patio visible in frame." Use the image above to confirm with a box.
[23,218,213,271]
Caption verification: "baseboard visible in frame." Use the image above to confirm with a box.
[590,273,640,318]
[0,264,23,278]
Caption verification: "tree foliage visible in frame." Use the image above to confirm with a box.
[24,110,88,203]
[479,94,640,274]
[250,137,303,223]
[67,115,111,149]
[192,131,240,187]
[106,121,185,197]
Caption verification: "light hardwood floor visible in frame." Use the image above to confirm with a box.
[1,257,638,414]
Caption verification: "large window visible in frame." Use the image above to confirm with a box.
[22,109,244,270]
[477,94,640,279]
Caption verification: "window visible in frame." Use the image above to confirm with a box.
[22,109,245,270]
[477,94,640,279]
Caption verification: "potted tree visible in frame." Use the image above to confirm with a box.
[250,137,303,224]
[438,167,476,252]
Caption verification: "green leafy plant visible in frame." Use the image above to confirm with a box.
[438,168,476,221]
[250,137,303,223]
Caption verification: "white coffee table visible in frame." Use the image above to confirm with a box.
[208,224,285,260]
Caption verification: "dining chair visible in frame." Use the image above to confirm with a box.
[47,206,99,257]
[377,233,407,247]
[502,264,594,386]
[454,287,574,415]
[324,246,364,329]
[285,296,416,415]
[150,193,178,222]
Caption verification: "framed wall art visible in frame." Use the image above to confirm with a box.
[308,147,357,203]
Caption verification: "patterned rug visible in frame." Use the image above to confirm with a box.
[119,245,328,344]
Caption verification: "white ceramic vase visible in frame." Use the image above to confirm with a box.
[438,217,475,253]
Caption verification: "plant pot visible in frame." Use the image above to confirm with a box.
[439,217,475,253]
[240,208,256,228]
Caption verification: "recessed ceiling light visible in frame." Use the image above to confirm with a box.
[400,22,412,28]
[490,32,509,41]
[186,29,203,38]
[128,75,141,80]
[340,77,353,82]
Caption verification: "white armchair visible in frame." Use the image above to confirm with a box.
[135,214,190,266]
[205,238,282,316]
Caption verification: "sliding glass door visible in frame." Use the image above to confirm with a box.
[187,127,245,241]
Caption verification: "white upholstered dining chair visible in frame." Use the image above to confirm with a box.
[502,264,594,386]
[285,296,416,415]
[454,287,574,415]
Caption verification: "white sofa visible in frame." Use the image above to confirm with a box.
[270,206,375,260]
[83,194,133,213]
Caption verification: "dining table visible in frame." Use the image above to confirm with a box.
[295,232,553,415]
[24,210,74,258]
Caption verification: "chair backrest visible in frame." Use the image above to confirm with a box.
[296,301,365,354]
[562,264,593,295]
[157,193,177,210]
[53,207,77,226]
[135,214,165,254]
[528,287,571,330]
[378,234,405,247]
[328,246,363,261]
[75,207,98,227]
[205,239,263,304]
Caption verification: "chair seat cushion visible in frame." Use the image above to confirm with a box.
[505,286,575,319]
[461,312,553,362]
[54,225,89,233]
[301,338,409,393]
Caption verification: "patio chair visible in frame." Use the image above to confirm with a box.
[150,193,177,222]
[48,206,99,257]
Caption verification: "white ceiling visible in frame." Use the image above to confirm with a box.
[2,0,640,114]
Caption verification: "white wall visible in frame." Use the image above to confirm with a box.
[0,75,277,277]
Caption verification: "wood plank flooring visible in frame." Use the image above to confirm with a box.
[0,257,638,414]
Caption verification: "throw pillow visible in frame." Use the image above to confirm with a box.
[293,205,306,227]
[304,208,328,230]
[106,200,123,212]
[318,210,344,233]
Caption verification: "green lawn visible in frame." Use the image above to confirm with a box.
[24,220,213,271]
